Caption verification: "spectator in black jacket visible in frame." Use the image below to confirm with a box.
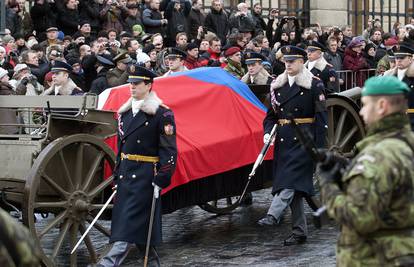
[204,0,229,45]
[79,0,103,37]
[90,54,113,94]
[57,0,81,36]
[187,0,205,42]
[30,0,57,42]
[21,49,50,85]
[124,3,143,34]
[164,0,191,46]
[252,3,266,36]
[142,0,168,36]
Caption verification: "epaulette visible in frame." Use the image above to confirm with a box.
[160,103,170,109]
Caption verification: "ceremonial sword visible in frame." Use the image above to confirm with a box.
[144,184,161,267]
[239,123,277,204]
[71,187,117,254]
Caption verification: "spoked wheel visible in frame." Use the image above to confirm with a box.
[326,96,365,157]
[23,134,116,267]
[198,196,243,215]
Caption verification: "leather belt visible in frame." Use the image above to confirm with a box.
[407,109,414,114]
[278,118,315,126]
[120,153,159,163]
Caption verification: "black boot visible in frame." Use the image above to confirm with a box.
[257,214,281,226]
[283,234,307,246]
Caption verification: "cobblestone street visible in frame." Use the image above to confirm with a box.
[42,188,338,267]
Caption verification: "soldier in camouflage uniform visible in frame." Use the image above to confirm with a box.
[318,75,414,267]
[0,208,41,266]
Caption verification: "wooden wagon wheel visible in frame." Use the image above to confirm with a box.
[305,94,366,211]
[22,134,116,267]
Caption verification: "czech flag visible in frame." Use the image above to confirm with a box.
[98,67,272,193]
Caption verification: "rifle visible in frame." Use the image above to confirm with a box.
[286,113,348,228]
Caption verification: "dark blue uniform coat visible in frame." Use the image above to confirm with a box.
[110,91,177,246]
[384,64,414,130]
[305,56,339,94]
[264,68,327,196]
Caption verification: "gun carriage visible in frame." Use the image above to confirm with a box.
[0,84,366,266]
[0,95,117,266]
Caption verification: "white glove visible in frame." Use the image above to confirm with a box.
[152,183,161,199]
[263,133,275,146]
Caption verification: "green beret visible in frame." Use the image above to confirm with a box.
[361,76,410,96]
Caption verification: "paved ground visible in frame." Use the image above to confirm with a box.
[39,188,338,267]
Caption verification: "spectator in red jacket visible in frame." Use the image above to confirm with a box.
[343,39,370,87]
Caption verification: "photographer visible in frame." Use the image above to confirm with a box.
[10,63,44,95]
[100,0,128,33]
[164,0,191,46]
[229,3,255,35]
[266,11,301,48]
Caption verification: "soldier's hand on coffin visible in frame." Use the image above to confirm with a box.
[263,133,275,146]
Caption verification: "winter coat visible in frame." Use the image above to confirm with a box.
[228,12,255,34]
[142,8,166,37]
[79,0,103,34]
[110,91,177,245]
[57,5,81,36]
[187,8,205,41]
[343,47,370,87]
[0,82,20,134]
[204,8,229,44]
[99,4,127,33]
[164,0,191,44]
[264,68,327,195]
[90,69,110,95]
[30,2,57,37]
[251,11,266,35]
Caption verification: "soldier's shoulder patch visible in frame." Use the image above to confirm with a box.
[162,110,174,117]
[164,124,174,135]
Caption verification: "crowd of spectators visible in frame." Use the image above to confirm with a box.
[1,0,414,99]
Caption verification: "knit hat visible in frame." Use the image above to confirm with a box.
[2,35,15,44]
[362,76,409,96]
[384,38,398,46]
[0,68,8,80]
[44,72,53,83]
[186,42,198,51]
[13,64,29,74]
[132,25,143,34]
[348,39,363,48]
[136,52,150,64]
[27,39,38,49]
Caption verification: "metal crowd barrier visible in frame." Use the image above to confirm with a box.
[336,69,377,91]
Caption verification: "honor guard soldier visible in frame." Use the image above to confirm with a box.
[383,43,414,129]
[258,45,328,246]
[163,47,188,77]
[107,52,132,87]
[42,61,83,95]
[305,41,339,93]
[318,76,414,266]
[97,66,177,267]
[241,52,273,85]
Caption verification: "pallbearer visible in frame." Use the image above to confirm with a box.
[97,66,177,267]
